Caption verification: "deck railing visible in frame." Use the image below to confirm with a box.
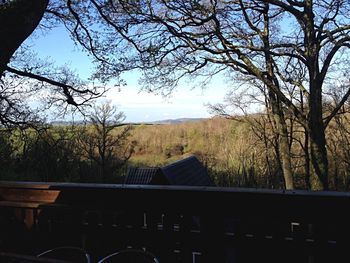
[1,181,350,262]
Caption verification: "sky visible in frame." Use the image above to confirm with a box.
[26,26,229,123]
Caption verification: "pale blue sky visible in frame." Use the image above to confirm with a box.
[25,26,229,122]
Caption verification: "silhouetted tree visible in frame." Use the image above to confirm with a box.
[8,125,79,181]
[0,0,105,127]
[77,102,134,182]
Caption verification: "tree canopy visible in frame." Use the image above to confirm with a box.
[66,0,350,189]
[0,0,105,127]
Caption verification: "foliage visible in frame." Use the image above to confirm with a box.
[0,131,14,175]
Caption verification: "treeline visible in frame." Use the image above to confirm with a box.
[0,125,133,183]
[1,113,350,191]
[129,115,350,191]
[0,103,134,183]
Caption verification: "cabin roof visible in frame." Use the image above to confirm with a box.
[124,155,215,186]
[124,167,161,185]
[158,156,214,186]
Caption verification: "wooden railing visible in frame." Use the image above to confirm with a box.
[1,181,350,262]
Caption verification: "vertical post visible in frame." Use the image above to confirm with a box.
[200,212,224,263]
[179,214,194,263]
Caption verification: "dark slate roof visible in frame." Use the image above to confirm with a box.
[124,167,161,185]
[154,155,215,186]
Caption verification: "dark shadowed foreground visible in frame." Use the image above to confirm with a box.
[0,181,349,262]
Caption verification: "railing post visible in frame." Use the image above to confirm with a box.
[160,211,176,263]
[200,212,225,263]
[179,214,194,263]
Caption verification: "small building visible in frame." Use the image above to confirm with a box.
[124,155,215,186]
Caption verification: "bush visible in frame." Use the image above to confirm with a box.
[164,143,184,158]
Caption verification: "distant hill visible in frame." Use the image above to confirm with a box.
[50,120,84,126]
[146,118,206,125]
[50,118,206,126]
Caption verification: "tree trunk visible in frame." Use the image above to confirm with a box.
[309,116,328,190]
[307,76,328,190]
[0,0,48,76]
[269,93,294,190]
[300,91,311,189]
[304,2,329,190]
[304,129,311,189]
[307,45,329,190]
[279,121,294,190]
[262,4,294,190]
[308,74,328,190]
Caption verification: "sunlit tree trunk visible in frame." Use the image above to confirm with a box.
[269,92,294,190]
[263,4,294,189]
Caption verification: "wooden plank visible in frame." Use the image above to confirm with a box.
[0,189,61,203]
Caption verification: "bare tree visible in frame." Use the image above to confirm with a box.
[61,0,350,190]
[0,0,106,127]
[209,76,295,189]
[77,102,134,182]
